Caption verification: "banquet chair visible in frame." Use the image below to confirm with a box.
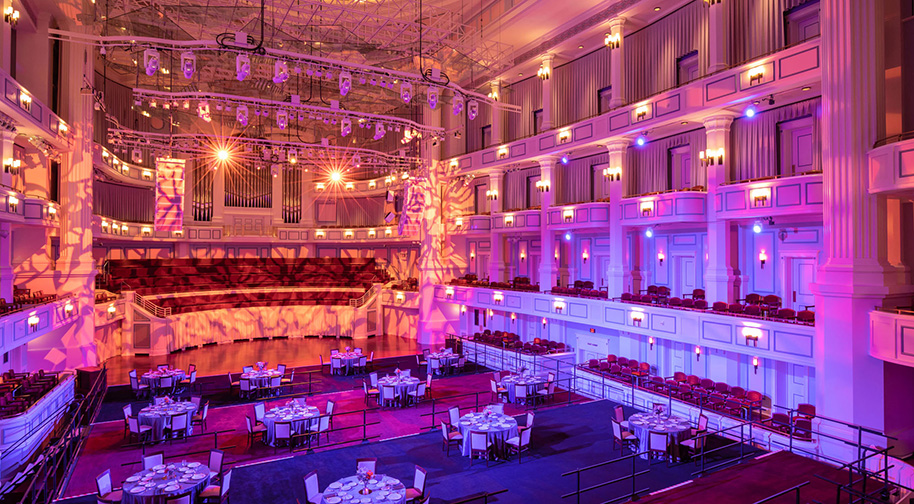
[363,381,380,406]
[325,400,335,434]
[514,383,529,407]
[245,416,266,446]
[455,357,467,374]
[122,404,132,438]
[269,376,282,397]
[95,469,122,504]
[165,494,191,504]
[277,364,287,375]
[199,469,231,503]
[425,374,433,398]
[130,375,149,399]
[192,402,209,432]
[354,347,363,354]
[490,380,508,403]
[280,370,295,394]
[518,412,534,433]
[611,419,638,452]
[356,458,377,473]
[154,396,168,406]
[614,405,630,430]
[253,403,266,426]
[188,364,196,375]
[303,470,322,504]
[448,406,461,429]
[243,366,254,374]
[307,415,331,448]
[319,355,330,375]
[536,382,557,404]
[440,421,463,456]
[143,451,164,470]
[369,372,379,388]
[404,465,427,503]
[330,349,339,355]
[157,364,169,371]
[486,403,504,415]
[648,432,671,466]
[128,416,152,444]
[358,356,367,374]
[506,427,532,463]
[226,373,239,394]
[179,370,197,394]
[239,378,256,399]
[470,432,493,466]
[274,422,293,453]
[402,369,411,379]
[678,431,705,464]
[366,351,375,371]
[381,385,398,407]
[164,412,189,442]
[158,376,175,397]
[330,358,342,376]
[691,414,709,438]
[407,383,427,407]
[429,358,440,375]
[208,449,224,481]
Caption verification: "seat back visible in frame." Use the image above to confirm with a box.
[649,431,668,452]
[96,469,112,495]
[304,470,320,499]
[471,432,488,450]
[448,406,460,426]
[614,405,625,422]
[797,403,816,418]
[275,422,291,439]
[242,366,254,373]
[254,402,265,421]
[221,470,232,497]
[165,495,190,504]
[326,400,335,416]
[209,449,224,474]
[698,414,708,431]
[123,404,132,419]
[277,364,286,374]
[413,465,427,493]
[356,458,377,473]
[171,412,188,430]
[143,451,164,470]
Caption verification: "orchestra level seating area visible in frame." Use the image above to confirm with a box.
[155,290,365,313]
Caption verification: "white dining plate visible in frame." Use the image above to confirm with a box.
[188,462,201,468]
[153,465,166,471]
[386,478,400,485]
[368,479,378,484]
[130,486,145,494]
[329,482,343,489]
[478,425,489,430]
[387,495,400,501]
[157,483,169,489]
[126,476,141,482]
[164,485,181,492]
[326,498,342,504]
[341,495,353,500]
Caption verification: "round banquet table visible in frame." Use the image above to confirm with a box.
[456,410,519,457]
[331,352,362,374]
[121,462,211,504]
[261,402,321,446]
[377,375,419,407]
[426,353,459,375]
[627,412,692,460]
[241,368,283,388]
[140,369,186,389]
[320,473,406,504]
[500,374,547,403]
[138,402,197,441]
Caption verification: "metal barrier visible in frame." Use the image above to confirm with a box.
[133,291,172,317]
[751,481,810,504]
[561,451,651,504]
[450,489,508,503]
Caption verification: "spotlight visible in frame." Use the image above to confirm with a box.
[767,95,775,106]
[180,52,196,79]
[564,233,571,241]
[271,164,280,178]
[745,106,756,118]
[468,100,479,120]
[236,54,251,81]
[400,82,413,103]
[561,155,569,165]
[132,149,142,163]
[452,94,464,116]
[339,71,352,96]
[143,49,160,76]
[341,118,352,137]
[374,123,386,140]
[276,110,289,130]
[427,86,439,109]
[330,171,342,182]
[752,221,763,234]
[636,136,646,147]
[197,101,211,122]
[216,149,230,162]
[645,227,654,238]
[236,105,249,126]
[273,60,290,84]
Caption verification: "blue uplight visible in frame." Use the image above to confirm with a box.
[561,155,569,165]
[636,136,646,147]
[564,233,572,241]
[745,106,757,118]
[645,227,654,238]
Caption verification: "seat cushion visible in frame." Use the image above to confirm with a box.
[621,431,636,439]
[505,436,520,445]
[252,424,267,433]
[138,425,152,432]
[404,488,422,499]
[100,490,123,502]
[448,432,463,440]
[199,485,222,498]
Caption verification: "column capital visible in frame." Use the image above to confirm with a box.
[604,139,630,156]
[486,167,504,179]
[541,53,555,65]
[608,16,626,31]
[536,156,560,171]
[702,114,735,133]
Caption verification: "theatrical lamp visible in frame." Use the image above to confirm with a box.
[141,226,152,237]
[48,205,57,217]
[64,302,74,317]
[542,317,547,328]
[452,94,464,116]
[344,230,354,239]
[511,313,516,324]
[368,229,376,238]
[742,327,762,347]
[497,146,508,159]
[752,220,763,234]
[582,251,589,264]
[276,110,289,130]
[236,105,249,126]
[427,86,439,109]
[649,336,654,350]
[445,287,454,299]
[467,100,479,120]
[640,201,653,217]
[4,6,18,26]
[645,227,654,238]
[7,195,18,212]
[384,228,392,237]
[181,52,196,79]
[107,304,117,318]
[273,60,290,84]
[604,32,621,49]
[374,123,386,140]
[635,105,649,121]
[537,64,551,80]
[758,250,768,268]
[368,180,376,189]
[197,101,211,122]
[504,215,514,226]
[554,299,565,313]
[345,182,354,191]
[315,230,326,239]
[341,118,352,137]
[143,49,160,76]
[563,209,574,223]
[454,217,463,230]
[750,188,771,207]
[493,292,504,305]
[400,82,413,104]
[396,292,406,303]
[485,189,498,201]
[557,129,571,143]
[630,311,644,325]
[699,148,725,166]
[339,71,352,96]
[271,165,280,178]
[330,171,342,183]
[487,90,499,101]
[236,54,251,81]
[121,224,129,234]
[28,314,39,332]
[19,92,31,110]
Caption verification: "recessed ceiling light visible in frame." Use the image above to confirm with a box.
[801,86,811,91]
[680,121,688,125]
[654,6,661,11]
[518,73,523,77]
[578,45,584,49]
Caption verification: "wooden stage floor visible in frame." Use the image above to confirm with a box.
[102,335,424,386]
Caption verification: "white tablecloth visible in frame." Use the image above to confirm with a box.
[331,353,362,374]
[261,403,321,446]
[140,369,186,389]
[377,376,419,406]
[426,353,459,374]
[320,474,406,504]
[121,462,210,504]
[457,411,518,457]
[138,402,196,441]
[241,369,282,388]
[628,412,691,460]
[500,374,547,403]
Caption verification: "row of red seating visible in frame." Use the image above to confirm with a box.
[156,290,365,314]
[617,291,814,325]
[449,275,541,293]
[0,369,61,418]
[551,286,609,299]
[470,330,567,355]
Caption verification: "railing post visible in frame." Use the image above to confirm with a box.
[362,409,368,442]
[576,469,581,504]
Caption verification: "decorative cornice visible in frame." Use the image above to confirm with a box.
[0,112,18,134]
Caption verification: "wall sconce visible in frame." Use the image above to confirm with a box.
[511,312,516,324]
[173,230,183,237]
[553,299,565,314]
[384,227,392,237]
[470,251,476,259]
[695,346,701,361]
[368,180,377,189]
[121,224,129,234]
[488,308,494,319]
[315,230,326,239]
[107,304,117,319]
[368,229,376,238]
[563,208,574,223]
[121,164,130,175]
[384,176,393,187]
[460,305,467,314]
[542,317,547,328]
[141,227,152,237]
[603,166,622,182]
[486,189,498,201]
[449,159,459,169]
[657,252,664,265]
[58,122,68,136]
[635,105,649,121]
[455,217,464,230]
[445,287,454,299]
[4,6,19,26]
[19,92,31,111]
[630,310,644,326]
[8,195,18,212]
[27,314,39,332]
[64,302,74,317]
[640,201,653,217]
[315,183,326,192]
[496,146,508,159]
[704,0,723,5]
[758,250,768,268]
[493,292,504,305]
[752,356,759,374]
[742,327,762,347]
[504,215,514,227]
[48,205,56,218]
[344,230,354,239]
[749,187,771,207]
[142,170,153,181]
[748,65,765,85]
[345,182,354,191]
[535,179,550,192]
[537,63,551,80]
[649,336,654,350]
[395,292,405,303]
[582,251,589,264]
[699,148,725,167]
[604,32,621,49]
[557,129,571,143]
[520,251,526,261]
[488,90,499,101]
[3,158,19,172]
[101,220,110,232]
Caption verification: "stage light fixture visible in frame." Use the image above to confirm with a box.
[236,105,249,126]
[468,100,479,120]
[645,227,654,238]
[452,94,464,116]
[273,60,290,84]
[236,54,251,81]
[374,123,386,140]
[216,149,230,162]
[341,118,352,137]
[400,82,413,104]
[143,49,160,76]
[330,171,342,183]
[427,86,439,109]
[752,221,763,233]
[181,52,196,79]
[339,71,352,96]
[276,110,289,130]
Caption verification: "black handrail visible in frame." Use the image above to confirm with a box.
[751,481,809,504]
[561,451,650,504]
[449,488,508,504]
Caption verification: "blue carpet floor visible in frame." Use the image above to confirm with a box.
[61,400,762,504]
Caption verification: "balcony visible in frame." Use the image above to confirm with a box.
[94,144,156,187]
[449,214,491,235]
[0,296,78,356]
[0,67,69,148]
[868,137,914,195]
[869,308,914,367]
[620,190,707,226]
[546,202,611,229]
[0,189,59,227]
[715,172,823,219]
[492,209,541,232]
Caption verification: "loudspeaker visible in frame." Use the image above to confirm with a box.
[385,212,395,223]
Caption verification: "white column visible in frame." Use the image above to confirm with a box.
[490,80,504,145]
[606,140,628,296]
[212,160,225,227]
[488,170,504,283]
[608,17,626,109]
[703,115,736,303]
[540,54,555,131]
[537,157,558,289]
[815,0,914,455]
[271,166,283,227]
[707,0,728,73]
[0,222,11,301]
[301,169,314,227]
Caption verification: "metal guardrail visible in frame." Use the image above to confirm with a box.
[751,481,810,504]
[450,489,508,504]
[349,285,379,307]
[133,291,172,317]
[561,451,651,504]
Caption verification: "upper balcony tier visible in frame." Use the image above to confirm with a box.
[1,188,59,227]
[620,190,707,226]
[868,137,914,195]
[716,172,823,219]
[869,308,914,368]
[0,67,69,149]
